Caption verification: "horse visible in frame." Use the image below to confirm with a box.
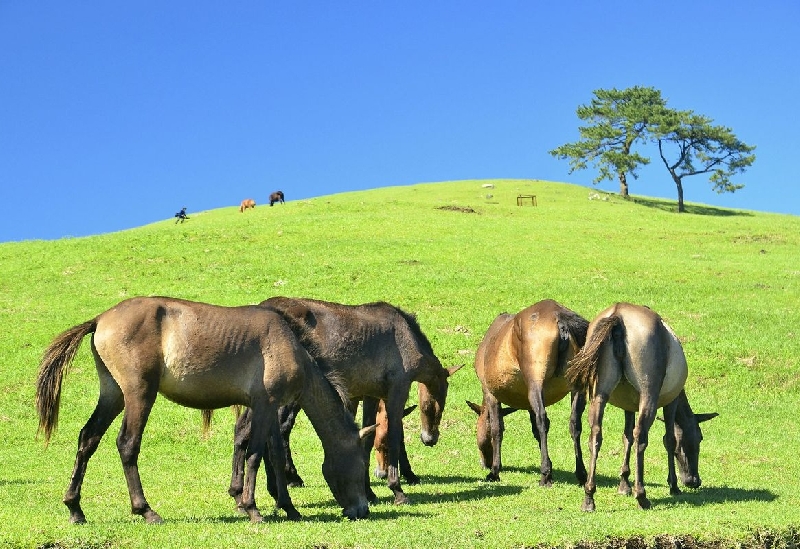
[470,299,589,486]
[35,296,372,524]
[229,296,461,506]
[239,198,256,212]
[372,402,420,483]
[565,302,718,511]
[269,191,285,206]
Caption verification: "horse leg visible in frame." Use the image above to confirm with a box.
[527,383,553,486]
[618,410,635,495]
[569,389,587,486]
[383,393,410,504]
[398,430,420,485]
[582,391,609,512]
[229,408,251,511]
[265,417,301,520]
[360,397,380,503]
[240,401,270,523]
[662,399,680,495]
[63,373,124,524]
[484,390,504,482]
[278,403,304,487]
[632,402,658,510]
[116,390,162,523]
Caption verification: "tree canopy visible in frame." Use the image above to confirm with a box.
[550,86,756,212]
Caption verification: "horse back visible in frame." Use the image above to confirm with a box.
[603,303,688,411]
[260,296,435,398]
[93,297,307,409]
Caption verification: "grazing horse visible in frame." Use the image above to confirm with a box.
[565,302,718,511]
[35,297,371,524]
[239,198,256,212]
[269,191,285,206]
[230,296,461,506]
[470,299,589,486]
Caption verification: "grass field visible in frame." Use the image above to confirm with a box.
[1,179,799,548]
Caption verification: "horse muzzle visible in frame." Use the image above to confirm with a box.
[420,429,439,447]
[342,501,370,520]
[682,474,701,489]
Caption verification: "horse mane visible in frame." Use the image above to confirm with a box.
[390,305,437,359]
[565,314,621,393]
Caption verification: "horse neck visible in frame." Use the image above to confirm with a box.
[298,365,357,453]
[673,390,695,428]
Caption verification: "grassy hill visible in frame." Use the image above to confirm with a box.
[1,179,799,548]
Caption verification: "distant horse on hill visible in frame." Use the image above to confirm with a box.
[239,198,256,212]
[269,191,285,206]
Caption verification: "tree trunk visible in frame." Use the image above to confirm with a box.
[618,172,630,198]
[672,173,685,213]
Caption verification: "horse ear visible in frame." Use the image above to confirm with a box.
[402,404,418,417]
[466,400,483,415]
[695,412,719,423]
[447,364,464,377]
[359,424,377,440]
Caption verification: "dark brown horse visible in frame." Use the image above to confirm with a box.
[269,191,285,206]
[239,198,256,212]
[230,296,461,505]
[470,299,589,486]
[565,302,718,511]
[35,297,371,524]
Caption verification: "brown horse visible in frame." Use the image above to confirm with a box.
[269,191,285,206]
[230,296,461,506]
[565,302,718,511]
[372,402,419,482]
[471,299,589,486]
[35,297,371,524]
[239,198,256,212]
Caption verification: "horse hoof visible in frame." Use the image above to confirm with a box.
[393,493,410,505]
[581,499,596,512]
[636,496,652,510]
[374,467,388,479]
[485,473,500,482]
[404,473,421,486]
[539,477,553,487]
[618,482,632,496]
[143,510,164,524]
[285,508,302,521]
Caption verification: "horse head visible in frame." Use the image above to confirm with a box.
[418,364,463,446]
[467,400,519,469]
[670,391,719,489]
[322,424,374,520]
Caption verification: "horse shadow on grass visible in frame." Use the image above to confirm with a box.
[647,485,776,508]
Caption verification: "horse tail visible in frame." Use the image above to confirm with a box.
[35,318,97,443]
[557,309,590,352]
[565,314,621,394]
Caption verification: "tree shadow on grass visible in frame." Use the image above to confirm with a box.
[631,195,753,217]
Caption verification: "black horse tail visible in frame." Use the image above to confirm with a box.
[565,314,622,394]
[35,319,97,443]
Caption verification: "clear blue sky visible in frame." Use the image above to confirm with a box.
[1,2,798,242]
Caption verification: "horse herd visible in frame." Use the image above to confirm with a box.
[239,191,285,212]
[35,296,717,524]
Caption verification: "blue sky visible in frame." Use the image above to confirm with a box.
[1,2,798,242]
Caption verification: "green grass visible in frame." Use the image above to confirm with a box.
[1,179,799,548]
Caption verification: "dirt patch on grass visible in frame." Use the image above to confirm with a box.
[436,205,477,213]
